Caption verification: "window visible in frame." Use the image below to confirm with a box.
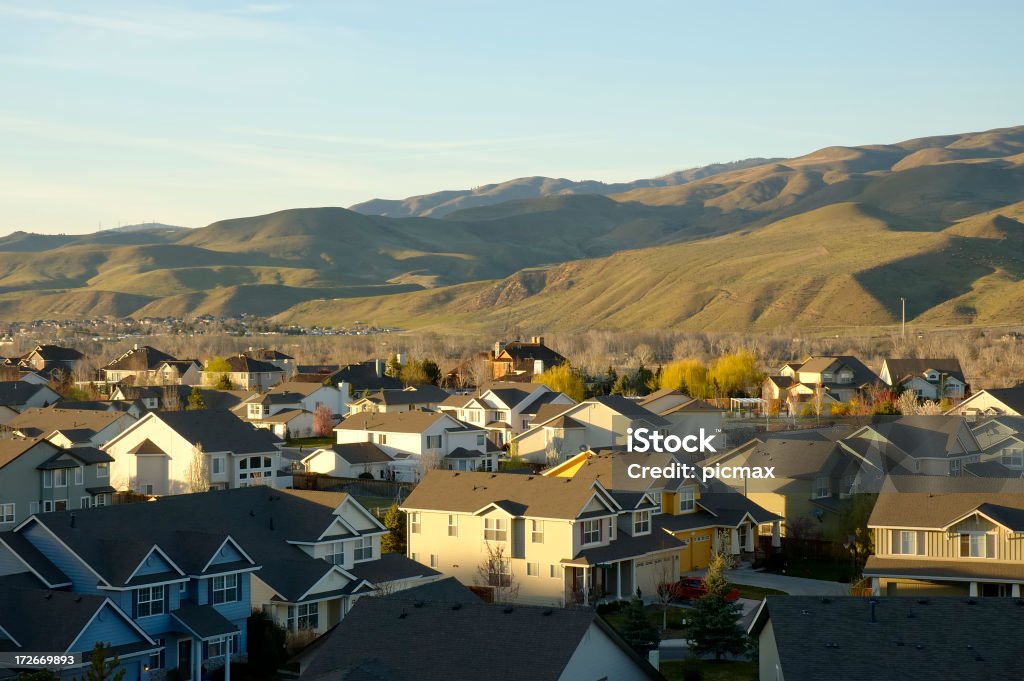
[206,634,236,659]
[42,500,53,512]
[148,638,165,671]
[549,564,559,579]
[325,541,344,565]
[96,463,109,479]
[892,530,925,555]
[212,457,225,475]
[487,556,512,587]
[477,434,487,447]
[354,536,372,561]
[425,435,442,450]
[813,477,831,499]
[179,582,188,595]
[448,514,458,537]
[375,433,388,445]
[74,467,83,485]
[960,532,995,559]
[581,519,601,545]
[286,603,319,631]
[212,574,240,604]
[481,457,494,472]
[54,500,67,512]
[530,519,544,543]
[429,554,438,568]
[54,469,68,488]
[483,517,507,542]
[950,458,963,476]
[633,510,651,535]
[1002,449,1024,468]
[0,503,13,523]
[136,585,165,618]
[29,501,38,515]
[679,488,695,512]
[527,562,540,577]
[95,494,108,507]
[43,470,53,488]
[81,497,91,509]
[409,512,421,533]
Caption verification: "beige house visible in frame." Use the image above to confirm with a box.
[101,344,180,385]
[203,355,284,391]
[761,355,879,415]
[879,358,967,401]
[972,416,1024,470]
[947,386,1024,418]
[348,384,451,415]
[438,382,576,447]
[864,476,1024,597]
[838,415,982,478]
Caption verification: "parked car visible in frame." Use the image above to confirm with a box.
[661,577,739,602]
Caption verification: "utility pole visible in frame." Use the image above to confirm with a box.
[900,297,906,340]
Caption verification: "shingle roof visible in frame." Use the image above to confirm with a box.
[403,470,614,520]
[217,355,283,374]
[0,531,71,587]
[0,381,51,406]
[6,408,131,439]
[347,553,441,585]
[530,402,575,425]
[172,601,240,639]
[863,556,1024,581]
[315,443,392,465]
[750,596,1022,681]
[267,381,332,397]
[151,409,281,453]
[884,358,966,384]
[299,590,659,681]
[589,395,670,427]
[0,437,57,470]
[23,344,84,363]
[243,348,295,361]
[964,460,1018,478]
[965,387,1024,415]
[796,355,879,386]
[103,345,177,371]
[845,415,978,460]
[495,341,567,367]
[356,385,450,407]
[482,383,535,409]
[868,476,1024,529]
[337,411,470,434]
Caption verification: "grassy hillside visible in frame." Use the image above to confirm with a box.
[1,125,1023,327]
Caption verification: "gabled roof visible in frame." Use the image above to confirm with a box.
[844,415,979,459]
[588,395,670,427]
[116,409,281,454]
[530,402,576,425]
[749,596,1022,681]
[103,345,177,371]
[299,588,660,681]
[354,385,450,407]
[403,470,619,520]
[0,437,58,471]
[306,443,392,466]
[243,348,295,361]
[495,340,567,367]
[883,357,966,384]
[266,381,334,397]
[952,386,1024,416]
[0,531,71,587]
[216,355,283,374]
[336,410,474,434]
[0,381,54,406]
[867,476,1024,529]
[795,355,879,386]
[171,602,240,640]
[22,344,84,363]
[480,382,538,409]
[347,553,441,585]
[6,408,132,439]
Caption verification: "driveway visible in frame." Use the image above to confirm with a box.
[684,567,848,596]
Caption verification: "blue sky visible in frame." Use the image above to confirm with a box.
[1,1,1021,234]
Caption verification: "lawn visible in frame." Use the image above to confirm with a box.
[770,557,852,582]
[354,495,400,514]
[661,660,757,681]
[603,604,689,639]
[285,436,335,448]
[732,584,787,601]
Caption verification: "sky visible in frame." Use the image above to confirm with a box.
[1,1,1022,234]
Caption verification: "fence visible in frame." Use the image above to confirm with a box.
[292,472,413,510]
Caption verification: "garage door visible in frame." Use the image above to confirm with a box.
[635,554,679,597]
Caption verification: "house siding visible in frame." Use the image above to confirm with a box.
[19,522,102,593]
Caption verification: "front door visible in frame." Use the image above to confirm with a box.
[177,639,192,681]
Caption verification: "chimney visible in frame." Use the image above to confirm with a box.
[133,343,138,351]
[494,341,505,356]
[374,359,383,377]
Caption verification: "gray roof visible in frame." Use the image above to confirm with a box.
[321,443,393,465]
[357,385,450,406]
[750,595,1022,681]
[0,437,58,471]
[868,476,1024,529]
[964,460,1018,478]
[103,345,177,371]
[153,409,281,453]
[299,590,660,681]
[0,531,71,587]
[217,355,283,374]
[0,573,149,655]
[589,395,670,427]
[444,447,489,460]
[795,355,879,386]
[0,381,52,406]
[6,408,131,439]
[347,553,441,585]
[571,517,686,565]
[845,415,978,459]
[172,601,240,639]
[337,411,472,434]
[884,357,966,384]
[968,386,1024,415]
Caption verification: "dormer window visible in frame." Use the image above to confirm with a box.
[633,510,651,535]
[580,519,601,545]
[960,532,994,559]
[679,488,695,513]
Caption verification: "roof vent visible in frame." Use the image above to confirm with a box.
[966,598,977,605]
[917,598,930,605]
[503,606,514,614]
[800,609,811,615]
[398,612,407,619]
[915,644,924,650]
[820,597,831,604]
[541,609,553,616]
[44,591,52,600]
[413,600,425,609]
[451,603,462,611]
[74,595,82,603]
[824,642,840,649]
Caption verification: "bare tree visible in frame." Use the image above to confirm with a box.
[162,385,182,412]
[812,381,825,424]
[476,542,519,604]
[896,390,921,416]
[185,442,210,493]
[654,559,679,631]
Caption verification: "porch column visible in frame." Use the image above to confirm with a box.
[712,531,721,554]
[616,562,622,599]
[771,520,781,547]
[1013,584,1021,598]
[871,577,880,596]
[631,560,637,597]
[583,568,589,606]
[744,524,755,552]
[969,581,979,597]
[193,639,201,681]
[730,528,740,555]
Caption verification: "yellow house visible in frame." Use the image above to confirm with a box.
[544,449,782,573]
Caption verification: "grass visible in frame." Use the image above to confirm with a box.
[285,436,335,447]
[354,495,401,514]
[603,604,689,640]
[770,557,852,583]
[661,660,758,681]
[732,584,787,601]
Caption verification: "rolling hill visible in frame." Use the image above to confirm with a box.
[2,125,1024,330]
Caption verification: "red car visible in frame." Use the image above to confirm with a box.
[661,577,740,602]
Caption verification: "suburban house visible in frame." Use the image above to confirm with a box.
[701,429,877,538]
[293,360,403,394]
[438,382,576,447]
[879,357,968,401]
[101,345,180,385]
[295,578,664,681]
[544,449,782,574]
[46,399,144,418]
[335,411,497,481]
[749,596,1019,681]
[349,384,451,415]
[152,359,203,386]
[235,381,347,439]
[203,355,284,391]
[972,416,1024,470]
[948,386,1024,418]
[4,407,138,446]
[863,476,1024,598]
[0,572,158,681]
[242,347,296,379]
[16,343,84,376]
[109,385,166,410]
[103,410,284,494]
[636,389,721,416]
[838,415,982,478]
[0,381,62,421]
[512,395,670,465]
[260,381,348,416]
[762,355,880,415]
[490,337,568,381]
[302,442,394,479]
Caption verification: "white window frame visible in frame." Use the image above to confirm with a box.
[325,541,344,566]
[633,510,651,535]
[813,477,831,499]
[483,517,507,542]
[96,463,109,479]
[136,585,165,618]
[581,519,601,545]
[54,468,68,488]
[212,457,225,475]
[286,602,319,631]
[549,564,559,579]
[527,562,540,577]
[409,512,421,533]
[679,488,695,512]
[530,519,544,543]
[353,536,372,561]
[74,467,83,485]
[961,532,994,559]
[0,503,13,523]
[43,470,53,488]
[447,514,458,537]
[429,553,438,568]
[212,574,240,604]
[81,496,91,509]
[425,435,442,450]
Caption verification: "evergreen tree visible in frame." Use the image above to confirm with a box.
[78,643,125,681]
[215,374,234,390]
[381,503,406,554]
[619,589,660,655]
[187,386,207,410]
[385,354,402,378]
[686,553,746,660]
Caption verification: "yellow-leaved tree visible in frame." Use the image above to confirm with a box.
[533,364,586,401]
[658,358,710,398]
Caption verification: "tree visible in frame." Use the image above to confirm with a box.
[659,359,710,398]
[835,493,877,574]
[399,358,442,386]
[381,503,406,554]
[78,642,125,681]
[476,542,519,604]
[385,353,402,378]
[619,589,660,656]
[654,560,678,631]
[162,385,181,411]
[532,363,586,401]
[686,553,746,661]
[215,374,234,390]
[812,381,825,424]
[187,386,208,411]
[708,350,764,397]
[185,443,210,493]
[313,404,334,437]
